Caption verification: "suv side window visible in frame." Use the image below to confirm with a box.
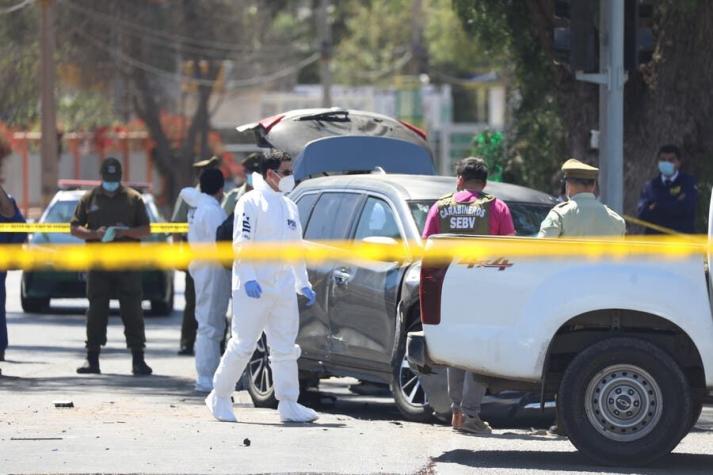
[294,193,320,232]
[304,192,362,241]
[354,197,401,241]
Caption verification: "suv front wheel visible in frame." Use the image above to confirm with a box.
[559,337,692,466]
[390,318,435,422]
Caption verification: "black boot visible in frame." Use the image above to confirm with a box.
[131,350,153,376]
[77,350,101,374]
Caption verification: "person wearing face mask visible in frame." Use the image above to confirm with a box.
[70,157,153,375]
[179,168,231,392]
[206,150,319,423]
[637,144,697,234]
[538,159,625,238]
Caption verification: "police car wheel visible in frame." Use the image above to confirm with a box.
[390,318,434,423]
[245,333,278,408]
[559,337,692,466]
[21,296,50,314]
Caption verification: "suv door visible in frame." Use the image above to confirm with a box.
[327,196,406,371]
[297,191,364,363]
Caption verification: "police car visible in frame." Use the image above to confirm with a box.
[20,181,175,315]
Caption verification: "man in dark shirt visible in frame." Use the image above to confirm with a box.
[0,184,27,363]
[70,157,152,375]
[637,144,697,234]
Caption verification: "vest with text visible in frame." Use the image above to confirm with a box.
[436,192,495,235]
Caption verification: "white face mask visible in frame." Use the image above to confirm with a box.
[278,174,295,193]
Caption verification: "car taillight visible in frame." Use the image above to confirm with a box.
[419,264,448,325]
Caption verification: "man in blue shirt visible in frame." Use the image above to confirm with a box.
[637,144,697,234]
[0,184,27,362]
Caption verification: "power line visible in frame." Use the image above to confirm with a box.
[74,27,319,89]
[64,0,302,55]
[0,0,33,15]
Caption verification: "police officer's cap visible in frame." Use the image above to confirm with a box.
[193,155,221,169]
[241,153,262,174]
[100,157,122,181]
[562,158,598,180]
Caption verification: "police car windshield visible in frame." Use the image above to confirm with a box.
[407,200,552,237]
[43,201,78,223]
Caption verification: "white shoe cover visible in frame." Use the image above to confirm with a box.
[278,400,319,423]
[205,390,237,422]
[195,376,213,393]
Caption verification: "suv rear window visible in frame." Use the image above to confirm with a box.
[304,192,362,241]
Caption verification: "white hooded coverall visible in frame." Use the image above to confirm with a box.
[180,188,231,390]
[211,185,312,407]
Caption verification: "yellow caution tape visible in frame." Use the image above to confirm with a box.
[622,214,688,237]
[0,235,709,271]
[0,222,188,234]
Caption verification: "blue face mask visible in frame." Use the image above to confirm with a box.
[658,161,676,177]
[246,174,253,186]
[102,181,120,192]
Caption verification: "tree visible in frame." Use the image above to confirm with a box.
[454,0,713,228]
[60,0,315,202]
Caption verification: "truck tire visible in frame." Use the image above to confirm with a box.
[391,318,435,423]
[559,337,692,466]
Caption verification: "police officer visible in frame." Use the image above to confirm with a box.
[538,159,625,238]
[538,158,625,435]
[222,153,262,216]
[173,156,222,356]
[70,157,153,375]
[422,157,515,434]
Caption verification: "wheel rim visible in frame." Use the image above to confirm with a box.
[399,357,428,407]
[584,364,663,442]
[248,335,273,397]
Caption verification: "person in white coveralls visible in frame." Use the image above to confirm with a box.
[179,168,231,392]
[205,150,319,423]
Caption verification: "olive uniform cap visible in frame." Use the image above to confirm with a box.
[192,155,221,169]
[561,158,599,180]
[100,157,122,181]
[242,153,263,174]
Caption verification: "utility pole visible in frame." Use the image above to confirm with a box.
[318,0,332,108]
[577,0,625,213]
[40,0,58,207]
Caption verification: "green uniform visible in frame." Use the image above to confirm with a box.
[537,193,626,237]
[221,183,250,216]
[70,186,150,351]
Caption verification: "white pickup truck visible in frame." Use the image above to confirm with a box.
[407,232,713,466]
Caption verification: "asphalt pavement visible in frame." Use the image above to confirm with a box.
[1,271,712,474]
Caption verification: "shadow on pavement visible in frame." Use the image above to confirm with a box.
[431,449,713,474]
[6,344,188,358]
[7,311,181,326]
[0,373,198,398]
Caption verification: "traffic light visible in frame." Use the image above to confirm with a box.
[553,0,654,73]
[552,0,598,73]
[624,0,654,71]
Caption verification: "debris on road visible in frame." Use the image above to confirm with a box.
[243,438,251,447]
[53,401,74,408]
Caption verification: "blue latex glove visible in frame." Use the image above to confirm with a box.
[244,280,262,299]
[300,287,316,307]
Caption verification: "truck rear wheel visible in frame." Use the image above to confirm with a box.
[559,337,692,466]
